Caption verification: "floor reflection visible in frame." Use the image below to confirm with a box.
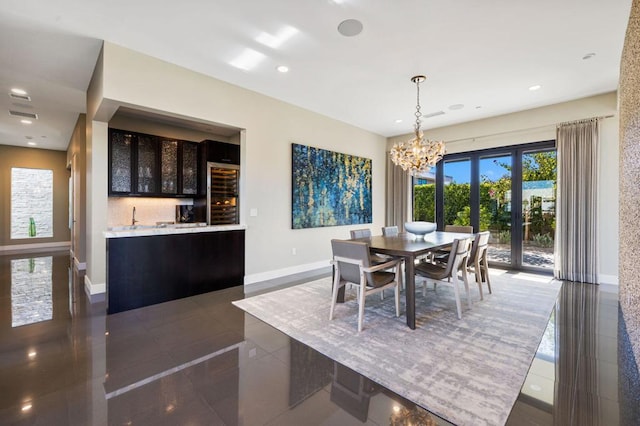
[10,256,53,327]
[0,250,637,425]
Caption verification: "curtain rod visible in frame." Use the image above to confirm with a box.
[446,114,614,144]
[556,114,614,127]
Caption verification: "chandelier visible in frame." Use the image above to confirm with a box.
[390,75,445,176]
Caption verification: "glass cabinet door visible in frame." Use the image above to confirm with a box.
[110,130,133,193]
[181,142,198,195]
[137,135,158,194]
[160,139,178,194]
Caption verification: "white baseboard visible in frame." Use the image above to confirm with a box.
[84,275,106,296]
[244,260,331,286]
[73,256,87,271]
[599,274,619,285]
[0,241,71,253]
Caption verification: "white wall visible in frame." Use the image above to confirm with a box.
[85,43,387,290]
[388,92,619,284]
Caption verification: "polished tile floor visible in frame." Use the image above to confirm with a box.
[0,250,637,425]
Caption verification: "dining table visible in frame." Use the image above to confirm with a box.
[353,231,475,330]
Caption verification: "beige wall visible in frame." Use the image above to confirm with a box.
[388,93,619,283]
[0,145,70,249]
[85,46,109,294]
[84,42,387,292]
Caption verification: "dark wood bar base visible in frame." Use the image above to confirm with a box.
[107,230,245,314]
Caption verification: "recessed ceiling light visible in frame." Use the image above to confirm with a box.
[21,403,32,412]
[582,52,596,60]
[11,88,27,96]
[337,19,363,37]
[28,350,37,358]
[475,106,482,109]
[27,142,37,146]
[529,85,542,91]
[395,119,403,123]
[449,104,464,110]
[276,65,289,73]
[21,119,32,124]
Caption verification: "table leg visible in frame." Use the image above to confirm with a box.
[334,263,346,303]
[404,256,416,329]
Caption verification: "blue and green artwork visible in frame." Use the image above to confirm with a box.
[292,143,372,229]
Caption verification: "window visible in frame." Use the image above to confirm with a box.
[11,168,54,239]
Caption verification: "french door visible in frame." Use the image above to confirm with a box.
[414,140,556,272]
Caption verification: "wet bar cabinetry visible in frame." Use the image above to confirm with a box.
[105,226,246,314]
[109,128,200,197]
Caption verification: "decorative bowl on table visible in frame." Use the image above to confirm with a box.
[404,221,436,240]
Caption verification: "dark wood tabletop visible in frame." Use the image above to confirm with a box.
[362,231,475,329]
[366,231,473,257]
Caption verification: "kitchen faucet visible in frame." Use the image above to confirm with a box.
[132,206,139,226]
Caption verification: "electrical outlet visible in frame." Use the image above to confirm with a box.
[292,247,297,255]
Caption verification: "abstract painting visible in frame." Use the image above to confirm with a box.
[292,143,372,229]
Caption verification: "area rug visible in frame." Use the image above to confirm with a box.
[233,272,562,426]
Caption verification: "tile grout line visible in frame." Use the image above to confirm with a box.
[105,341,246,400]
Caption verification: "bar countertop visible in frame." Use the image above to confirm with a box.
[103,223,247,239]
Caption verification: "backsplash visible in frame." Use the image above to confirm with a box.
[107,197,193,227]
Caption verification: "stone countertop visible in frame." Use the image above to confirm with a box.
[103,224,247,239]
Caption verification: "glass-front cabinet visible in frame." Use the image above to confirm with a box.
[108,128,200,197]
[137,134,159,194]
[160,139,178,195]
[110,130,133,193]
[181,142,198,195]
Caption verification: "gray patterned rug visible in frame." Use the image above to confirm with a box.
[234,272,562,426]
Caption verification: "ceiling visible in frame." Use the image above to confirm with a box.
[0,0,632,152]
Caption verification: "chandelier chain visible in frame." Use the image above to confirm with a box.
[414,78,421,132]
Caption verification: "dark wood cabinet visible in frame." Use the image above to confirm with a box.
[204,140,240,165]
[106,230,245,314]
[109,128,201,197]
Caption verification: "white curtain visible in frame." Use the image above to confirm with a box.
[554,119,599,283]
[385,152,410,231]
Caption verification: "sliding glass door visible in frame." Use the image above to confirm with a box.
[443,158,471,227]
[414,141,556,272]
[479,154,512,265]
[521,149,556,270]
